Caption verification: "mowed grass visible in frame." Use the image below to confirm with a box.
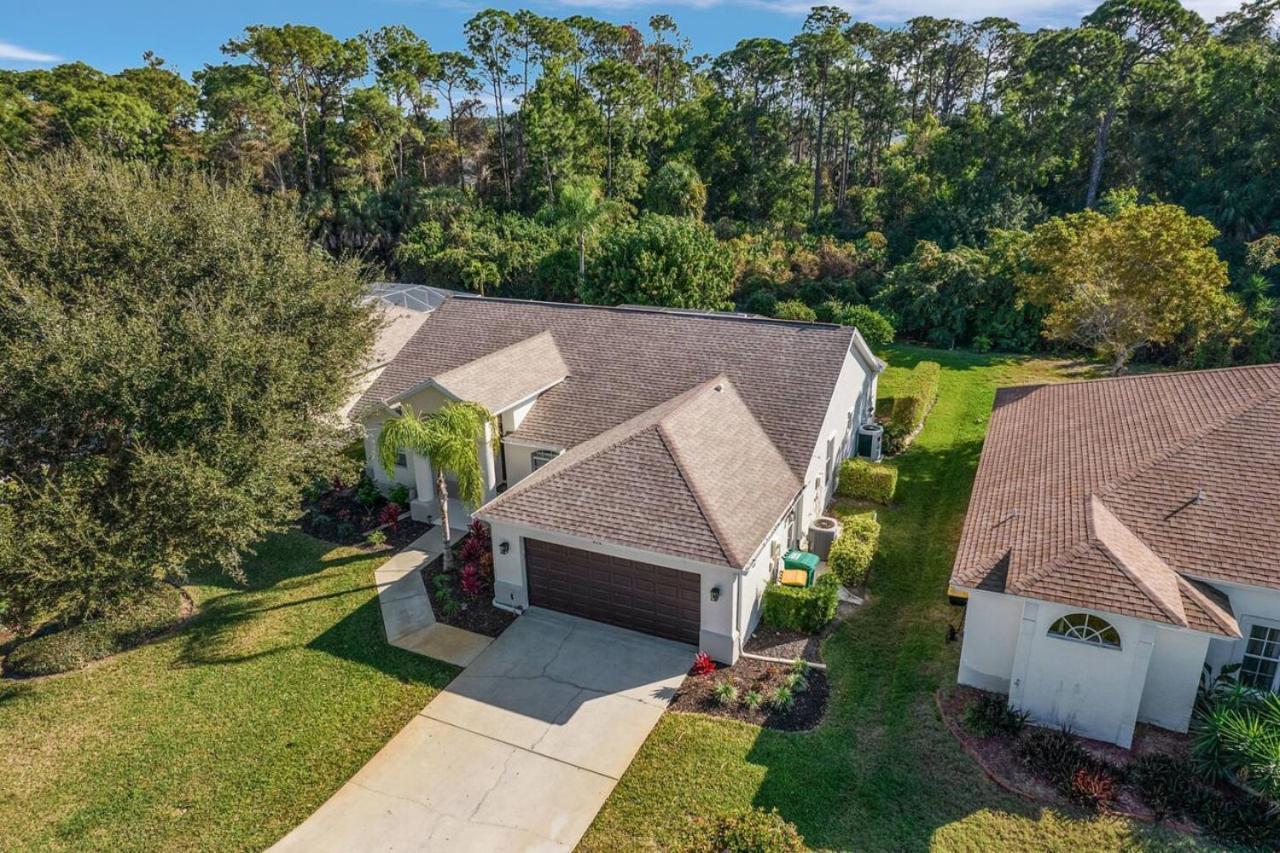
[0,533,456,852]
[581,346,1214,852]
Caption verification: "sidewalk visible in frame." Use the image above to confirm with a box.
[374,526,493,667]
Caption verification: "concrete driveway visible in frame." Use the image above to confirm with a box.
[272,608,691,852]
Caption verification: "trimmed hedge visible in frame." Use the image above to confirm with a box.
[836,458,897,504]
[762,573,839,633]
[3,583,183,677]
[828,514,881,588]
[889,360,941,435]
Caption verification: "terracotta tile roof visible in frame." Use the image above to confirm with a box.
[952,364,1280,637]
[355,295,862,476]
[388,330,569,413]
[477,377,801,568]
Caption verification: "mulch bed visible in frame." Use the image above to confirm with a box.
[421,552,516,638]
[937,685,1191,826]
[742,625,826,664]
[299,486,428,549]
[670,656,829,731]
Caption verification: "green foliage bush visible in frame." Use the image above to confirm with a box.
[836,458,897,504]
[1192,671,1280,803]
[889,361,941,436]
[4,584,183,677]
[388,483,411,506]
[582,214,734,310]
[827,514,880,588]
[762,573,838,633]
[678,808,806,853]
[840,304,896,349]
[963,692,1029,737]
[774,300,817,322]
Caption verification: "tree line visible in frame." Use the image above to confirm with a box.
[2,1,1279,367]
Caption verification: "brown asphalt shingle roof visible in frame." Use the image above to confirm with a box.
[388,330,569,413]
[356,295,858,476]
[357,295,864,569]
[477,376,800,568]
[952,364,1280,637]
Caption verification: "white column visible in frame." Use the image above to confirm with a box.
[411,452,435,502]
[1115,624,1156,748]
[1008,601,1040,710]
[479,422,497,502]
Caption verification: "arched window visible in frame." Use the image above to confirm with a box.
[530,449,559,471]
[1048,613,1121,650]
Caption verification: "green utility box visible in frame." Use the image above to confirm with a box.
[781,549,820,587]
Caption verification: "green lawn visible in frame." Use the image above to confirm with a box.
[0,534,456,852]
[580,346,1213,852]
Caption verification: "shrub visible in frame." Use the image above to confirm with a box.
[692,651,716,676]
[378,503,401,532]
[769,685,794,710]
[742,689,764,711]
[1015,727,1093,788]
[889,361,941,437]
[761,573,839,633]
[4,584,182,677]
[335,522,356,541]
[468,518,491,545]
[827,514,881,588]
[836,458,898,504]
[1130,753,1202,820]
[354,475,382,507]
[962,692,1030,738]
[1068,765,1118,813]
[972,334,993,353]
[840,304,896,349]
[740,289,778,317]
[460,563,484,598]
[713,678,739,707]
[388,483,410,506]
[459,535,487,564]
[677,807,806,853]
[365,529,388,548]
[774,300,817,322]
[1192,678,1280,802]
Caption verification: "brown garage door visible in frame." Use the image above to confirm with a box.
[524,539,701,645]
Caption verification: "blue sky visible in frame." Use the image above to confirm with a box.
[3,0,1245,75]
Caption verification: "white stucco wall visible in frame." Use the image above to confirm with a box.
[800,341,875,530]
[737,505,796,644]
[363,417,416,491]
[957,589,1024,693]
[1139,627,1210,733]
[1203,579,1280,679]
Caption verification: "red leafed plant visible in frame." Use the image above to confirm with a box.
[459,535,486,564]
[468,518,491,545]
[378,503,400,532]
[460,562,484,598]
[692,651,716,676]
[1069,766,1116,812]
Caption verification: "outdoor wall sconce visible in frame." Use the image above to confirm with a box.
[499,540,510,555]
[710,585,721,602]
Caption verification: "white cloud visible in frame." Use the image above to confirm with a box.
[0,40,61,64]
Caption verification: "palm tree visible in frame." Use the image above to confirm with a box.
[551,176,603,282]
[377,401,497,571]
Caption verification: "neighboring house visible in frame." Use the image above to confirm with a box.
[353,293,884,662]
[950,364,1280,747]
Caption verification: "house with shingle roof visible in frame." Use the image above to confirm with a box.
[950,363,1280,747]
[355,293,884,662]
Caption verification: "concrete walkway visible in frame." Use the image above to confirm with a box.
[271,608,692,852]
[374,526,492,668]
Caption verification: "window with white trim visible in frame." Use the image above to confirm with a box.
[530,449,558,471]
[1047,613,1122,650]
[1241,624,1280,691]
